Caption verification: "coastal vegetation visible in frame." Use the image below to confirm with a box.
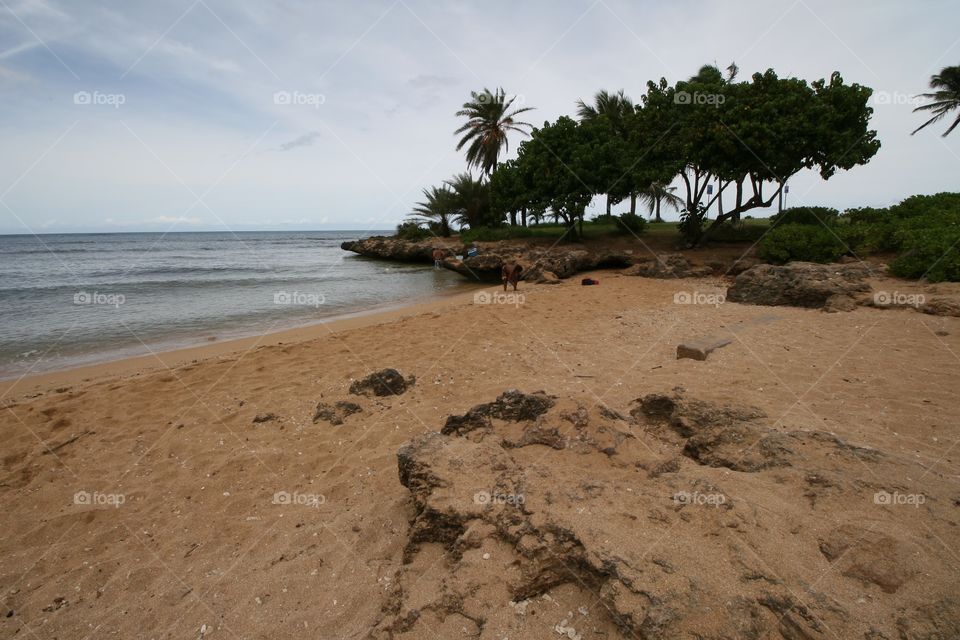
[399,62,960,281]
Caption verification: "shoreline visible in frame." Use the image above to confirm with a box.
[0,283,485,400]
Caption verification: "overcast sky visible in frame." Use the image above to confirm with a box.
[0,0,957,234]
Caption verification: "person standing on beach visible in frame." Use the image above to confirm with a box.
[502,263,522,291]
[432,248,444,269]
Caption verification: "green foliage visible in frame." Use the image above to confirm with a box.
[445,173,500,229]
[460,226,534,243]
[455,88,534,176]
[888,192,960,219]
[757,224,846,264]
[706,222,768,243]
[912,65,960,137]
[407,185,457,236]
[637,65,879,244]
[678,205,708,242]
[889,227,960,282]
[615,213,647,235]
[395,222,432,241]
[770,206,839,227]
[837,193,960,264]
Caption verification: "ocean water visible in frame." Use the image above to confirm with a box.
[0,231,467,380]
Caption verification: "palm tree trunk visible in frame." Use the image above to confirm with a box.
[606,194,611,217]
[654,199,663,223]
[630,193,637,216]
[521,206,527,227]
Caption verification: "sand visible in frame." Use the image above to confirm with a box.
[1,271,958,638]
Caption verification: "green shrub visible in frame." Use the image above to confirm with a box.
[678,205,707,242]
[395,222,432,241]
[842,206,888,225]
[757,224,847,264]
[615,213,646,235]
[889,192,960,219]
[770,206,839,227]
[889,226,960,282]
[837,219,899,253]
[460,225,534,243]
[590,213,617,225]
[706,222,768,243]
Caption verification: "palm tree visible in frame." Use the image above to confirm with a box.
[575,89,634,131]
[455,88,534,177]
[912,65,960,137]
[407,185,457,237]
[638,182,683,223]
[445,173,491,229]
[575,89,636,215]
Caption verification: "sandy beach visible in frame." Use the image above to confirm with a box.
[2,270,958,638]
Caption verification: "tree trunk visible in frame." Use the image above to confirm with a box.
[606,194,611,217]
[654,199,663,223]
[630,193,637,216]
[510,210,517,226]
[521,207,527,227]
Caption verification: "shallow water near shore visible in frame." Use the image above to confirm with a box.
[0,231,467,379]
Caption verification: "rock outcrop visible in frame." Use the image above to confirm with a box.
[370,390,946,639]
[340,236,458,263]
[349,368,416,397]
[727,262,873,309]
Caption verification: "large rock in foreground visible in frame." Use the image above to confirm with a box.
[371,390,953,639]
[727,262,873,308]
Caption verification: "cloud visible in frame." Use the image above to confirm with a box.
[276,131,321,151]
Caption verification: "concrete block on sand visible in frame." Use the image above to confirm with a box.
[677,335,733,361]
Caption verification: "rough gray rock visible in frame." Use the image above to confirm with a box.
[623,253,714,279]
[441,389,555,436]
[727,262,872,308]
[676,335,733,361]
[340,236,455,263]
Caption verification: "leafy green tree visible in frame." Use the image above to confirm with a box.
[638,181,682,222]
[912,65,960,137]
[454,88,534,177]
[512,117,595,241]
[406,185,457,236]
[490,158,535,227]
[639,65,879,244]
[575,89,635,214]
